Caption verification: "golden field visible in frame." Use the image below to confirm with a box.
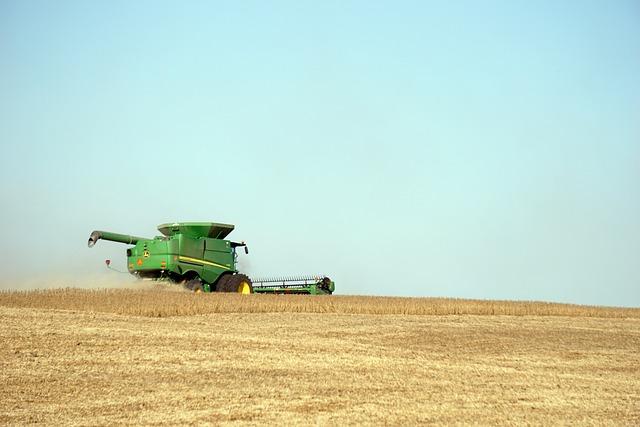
[1,288,639,425]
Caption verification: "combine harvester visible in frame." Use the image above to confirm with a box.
[87,222,334,295]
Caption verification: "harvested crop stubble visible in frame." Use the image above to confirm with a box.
[1,304,639,425]
[0,288,638,318]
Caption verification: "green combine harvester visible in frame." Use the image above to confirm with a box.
[87,222,334,295]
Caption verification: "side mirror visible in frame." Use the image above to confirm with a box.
[244,246,249,255]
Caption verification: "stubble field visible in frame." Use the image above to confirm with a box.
[1,288,639,425]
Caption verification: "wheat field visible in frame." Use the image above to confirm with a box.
[1,288,639,425]
[1,287,638,318]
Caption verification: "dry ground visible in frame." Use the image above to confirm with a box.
[1,289,639,425]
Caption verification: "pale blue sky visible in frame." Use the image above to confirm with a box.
[1,1,638,306]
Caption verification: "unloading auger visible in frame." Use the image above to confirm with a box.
[87,222,334,295]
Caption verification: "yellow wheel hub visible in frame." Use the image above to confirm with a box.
[238,281,251,294]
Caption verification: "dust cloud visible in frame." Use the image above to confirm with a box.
[236,254,252,277]
[0,273,156,291]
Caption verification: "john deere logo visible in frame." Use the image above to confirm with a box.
[143,249,150,258]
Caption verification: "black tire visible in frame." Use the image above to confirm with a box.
[224,274,253,294]
[185,277,203,293]
[214,274,230,292]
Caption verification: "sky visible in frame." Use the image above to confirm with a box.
[1,1,638,306]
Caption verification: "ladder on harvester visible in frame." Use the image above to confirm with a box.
[251,275,335,295]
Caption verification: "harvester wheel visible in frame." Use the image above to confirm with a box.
[185,278,203,293]
[214,275,230,292]
[225,274,253,294]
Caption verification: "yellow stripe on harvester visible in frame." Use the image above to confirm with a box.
[178,256,229,269]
